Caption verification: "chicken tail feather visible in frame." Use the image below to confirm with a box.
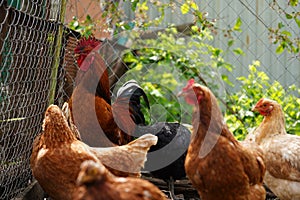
[116,80,150,125]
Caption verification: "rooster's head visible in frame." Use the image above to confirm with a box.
[74,37,101,72]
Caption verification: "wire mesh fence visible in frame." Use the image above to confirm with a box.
[0,0,63,198]
[0,0,299,199]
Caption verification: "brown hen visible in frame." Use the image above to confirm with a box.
[30,105,157,200]
[179,79,266,200]
[30,105,100,200]
[74,160,167,200]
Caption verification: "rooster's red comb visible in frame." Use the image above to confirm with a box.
[74,37,101,54]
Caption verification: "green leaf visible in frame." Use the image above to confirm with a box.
[278,22,284,29]
[233,17,242,31]
[228,40,234,47]
[191,2,199,10]
[212,49,222,57]
[131,0,139,11]
[191,25,199,32]
[294,17,300,28]
[181,3,190,14]
[285,13,293,19]
[281,30,292,36]
[276,44,284,54]
[135,63,143,71]
[289,0,298,6]
[249,64,257,73]
[233,48,245,55]
[222,75,234,87]
[86,15,91,21]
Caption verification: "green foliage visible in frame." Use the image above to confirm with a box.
[122,27,233,124]
[225,60,300,140]
[68,15,95,37]
[269,1,300,55]
[181,1,198,14]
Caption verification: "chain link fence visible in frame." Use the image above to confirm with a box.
[0,0,299,199]
[0,0,63,198]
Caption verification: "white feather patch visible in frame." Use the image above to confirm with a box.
[37,147,48,160]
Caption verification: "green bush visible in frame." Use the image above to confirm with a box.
[225,60,300,140]
[122,29,300,138]
[122,27,232,124]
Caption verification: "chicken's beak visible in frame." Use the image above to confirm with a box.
[251,105,258,112]
[177,91,184,97]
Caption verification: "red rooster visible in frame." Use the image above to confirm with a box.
[179,79,266,200]
[68,37,149,147]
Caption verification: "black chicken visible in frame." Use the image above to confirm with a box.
[142,122,190,200]
[115,81,191,200]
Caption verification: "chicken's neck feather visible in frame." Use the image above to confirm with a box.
[191,93,226,145]
[255,104,287,144]
[41,119,77,147]
[76,52,111,105]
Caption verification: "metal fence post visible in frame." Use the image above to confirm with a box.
[48,0,67,105]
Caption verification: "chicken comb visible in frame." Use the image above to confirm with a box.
[255,98,266,107]
[182,78,195,92]
[74,37,101,54]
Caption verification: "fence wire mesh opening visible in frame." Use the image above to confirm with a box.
[0,0,300,199]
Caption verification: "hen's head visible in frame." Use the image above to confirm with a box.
[179,79,210,105]
[42,104,77,143]
[252,98,279,116]
[43,105,66,130]
[77,160,106,186]
[179,79,225,125]
[75,37,101,72]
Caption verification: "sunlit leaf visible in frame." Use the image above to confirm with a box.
[233,17,242,31]
[276,44,284,54]
[181,3,190,14]
[295,17,300,28]
[228,40,234,47]
[191,2,199,10]
[222,75,234,87]
[278,22,284,29]
[233,48,245,55]
[285,13,293,19]
[281,30,292,36]
[289,0,298,6]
